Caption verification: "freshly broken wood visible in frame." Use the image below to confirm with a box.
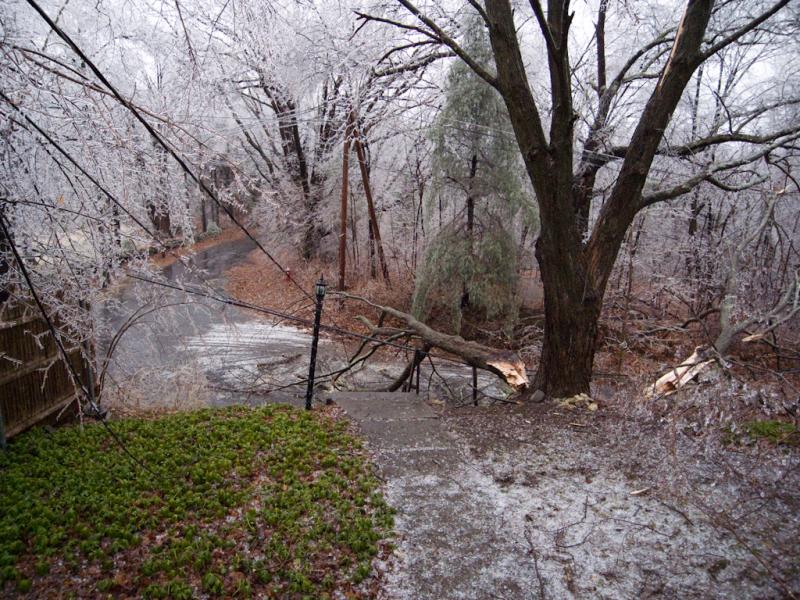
[335,292,529,391]
[645,267,799,398]
[646,198,799,400]
[644,345,715,398]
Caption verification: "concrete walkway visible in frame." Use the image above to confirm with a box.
[332,391,536,599]
[332,392,458,478]
[332,392,795,600]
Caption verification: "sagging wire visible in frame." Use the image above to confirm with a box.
[0,212,160,478]
[127,271,470,367]
[23,0,313,303]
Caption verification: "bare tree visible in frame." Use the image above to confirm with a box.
[361,0,800,397]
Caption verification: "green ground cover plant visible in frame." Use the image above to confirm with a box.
[0,405,393,598]
[742,419,799,446]
[723,419,800,448]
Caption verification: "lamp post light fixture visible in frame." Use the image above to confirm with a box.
[314,276,328,300]
[305,275,327,410]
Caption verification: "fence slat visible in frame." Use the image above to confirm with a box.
[0,301,93,441]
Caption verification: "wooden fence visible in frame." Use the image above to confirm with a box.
[0,302,93,444]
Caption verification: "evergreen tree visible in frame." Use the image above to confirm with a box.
[412,15,537,332]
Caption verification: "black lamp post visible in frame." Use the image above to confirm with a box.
[305,275,327,410]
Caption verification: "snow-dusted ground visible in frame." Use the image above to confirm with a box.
[101,239,799,597]
[367,405,800,599]
[184,320,316,397]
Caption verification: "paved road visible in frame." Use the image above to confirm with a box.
[99,238,506,411]
[100,238,316,408]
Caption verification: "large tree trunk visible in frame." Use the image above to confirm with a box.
[391,0,754,398]
[481,0,714,399]
[485,0,595,397]
[533,238,602,396]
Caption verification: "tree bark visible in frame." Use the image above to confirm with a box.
[0,200,10,303]
[352,129,391,284]
[338,116,353,290]
[391,0,788,399]
[482,0,715,398]
[340,293,529,390]
[533,238,602,396]
[368,216,376,279]
[461,152,478,311]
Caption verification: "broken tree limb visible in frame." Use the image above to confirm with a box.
[645,269,799,399]
[332,311,411,385]
[645,193,800,399]
[644,345,715,398]
[388,342,432,392]
[334,292,529,391]
[330,330,410,386]
[355,315,408,337]
[354,313,427,391]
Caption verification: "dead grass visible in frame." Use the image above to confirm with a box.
[225,249,416,343]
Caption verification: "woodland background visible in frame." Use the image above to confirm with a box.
[1,0,799,412]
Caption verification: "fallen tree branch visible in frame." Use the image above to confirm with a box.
[334,292,529,391]
[635,307,720,336]
[387,343,431,392]
[644,345,716,398]
[330,330,411,386]
[645,191,800,399]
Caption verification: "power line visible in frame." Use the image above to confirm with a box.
[23,0,313,303]
[0,213,159,477]
[10,23,792,200]
[126,271,472,368]
[2,87,357,376]
[0,92,167,244]
[12,43,780,208]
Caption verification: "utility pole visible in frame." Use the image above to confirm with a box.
[338,115,353,290]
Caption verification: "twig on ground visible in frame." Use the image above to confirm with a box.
[524,525,547,600]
